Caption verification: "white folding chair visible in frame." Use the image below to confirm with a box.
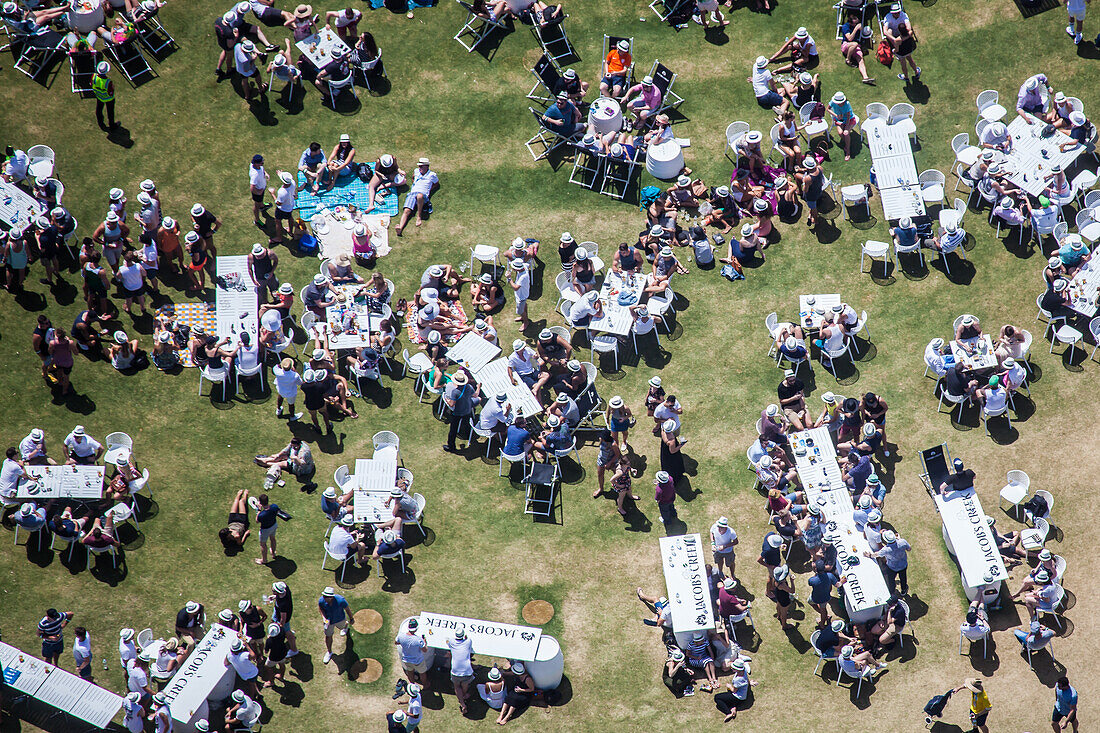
[525,107,582,161]
[724,121,750,163]
[470,244,501,278]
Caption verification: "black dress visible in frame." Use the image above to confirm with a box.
[660,440,685,484]
[504,674,533,709]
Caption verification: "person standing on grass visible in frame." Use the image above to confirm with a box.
[882,3,920,84]
[38,609,74,665]
[953,678,991,733]
[72,627,93,680]
[1065,0,1088,46]
[711,516,737,577]
[1053,676,1079,732]
[255,493,281,566]
[268,171,298,245]
[396,618,431,692]
[654,470,678,526]
[248,154,269,226]
[448,628,475,715]
[271,581,299,655]
[91,61,118,130]
[318,586,352,665]
[505,259,531,330]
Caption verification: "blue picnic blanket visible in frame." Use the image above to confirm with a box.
[295,163,400,220]
[368,0,436,8]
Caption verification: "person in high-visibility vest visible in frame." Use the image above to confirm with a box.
[91,61,118,130]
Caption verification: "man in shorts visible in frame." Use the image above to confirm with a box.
[395,158,439,237]
[1066,0,1087,45]
[268,170,297,245]
[298,142,327,193]
[600,39,632,99]
[318,586,352,665]
[882,3,920,83]
[395,617,430,691]
[505,259,531,330]
[248,153,269,225]
[447,627,476,714]
[1052,675,1079,732]
[224,638,262,698]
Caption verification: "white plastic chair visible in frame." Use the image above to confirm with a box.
[896,599,917,649]
[49,532,77,563]
[918,170,946,206]
[324,70,357,109]
[951,134,980,191]
[136,628,154,650]
[26,144,55,178]
[647,286,676,333]
[105,432,133,459]
[935,229,967,275]
[1035,293,1067,335]
[975,118,991,142]
[374,544,406,577]
[470,244,501,278]
[820,339,850,381]
[549,438,580,480]
[1089,318,1100,362]
[724,121,750,162]
[86,542,118,570]
[555,270,581,310]
[1084,190,1100,209]
[300,310,318,338]
[841,184,870,220]
[333,464,351,489]
[321,539,351,583]
[894,231,923,270]
[199,365,229,401]
[1070,170,1098,207]
[404,492,426,539]
[939,197,966,231]
[809,630,840,678]
[799,102,830,146]
[959,626,989,659]
[1036,584,1066,630]
[837,660,878,697]
[235,360,265,395]
[976,90,1006,122]
[401,347,433,383]
[1049,324,1083,361]
[980,402,1010,436]
[765,312,781,358]
[498,447,528,478]
[1075,209,1100,244]
[860,240,891,277]
[888,102,916,141]
[631,313,661,353]
[846,311,870,358]
[1030,489,1054,523]
[1020,517,1049,552]
[471,423,499,458]
[1053,555,1067,585]
[373,431,400,454]
[999,470,1029,514]
[937,389,967,419]
[589,332,620,371]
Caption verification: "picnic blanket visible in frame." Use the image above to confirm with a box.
[369,0,436,9]
[404,302,469,345]
[295,164,400,221]
[170,302,216,367]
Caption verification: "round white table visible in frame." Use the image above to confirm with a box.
[588,97,623,136]
[67,0,105,34]
[526,635,564,690]
[645,140,684,180]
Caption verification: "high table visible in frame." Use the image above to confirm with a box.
[214,256,259,340]
[19,465,105,500]
[68,0,105,33]
[0,181,45,237]
[0,642,124,729]
[446,331,502,373]
[472,358,543,417]
[824,513,891,623]
[296,26,350,68]
[590,270,646,336]
[588,97,623,136]
[790,426,845,499]
[1002,117,1084,197]
[658,534,715,644]
[950,334,998,371]
[933,488,1008,604]
[352,455,398,523]
[645,140,685,181]
[797,293,840,331]
[866,119,927,221]
[1068,257,1100,317]
[160,624,238,731]
[411,613,563,690]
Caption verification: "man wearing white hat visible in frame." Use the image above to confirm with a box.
[386,708,409,733]
[247,243,280,302]
[64,425,103,465]
[1017,73,1052,124]
[127,651,153,706]
[121,691,145,733]
[477,391,513,441]
[622,75,663,130]
[768,25,817,73]
[883,2,920,83]
[600,38,632,99]
[864,529,911,594]
[267,169,297,244]
[748,55,790,112]
[189,203,221,267]
[710,516,737,575]
[234,38,267,102]
[17,428,50,465]
[91,61,118,130]
[175,600,206,639]
[1062,110,1094,152]
[302,272,337,316]
[149,692,171,733]
[314,42,352,102]
[443,371,482,453]
[393,154,438,237]
[930,219,966,255]
[227,689,262,729]
[506,339,538,388]
[505,258,532,329]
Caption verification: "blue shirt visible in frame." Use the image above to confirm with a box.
[320,495,341,518]
[299,148,326,169]
[808,571,839,604]
[544,101,578,135]
[875,539,911,571]
[257,505,279,530]
[846,454,872,492]
[1058,242,1089,267]
[1055,685,1078,714]
[318,594,349,623]
[895,226,918,247]
[829,100,855,126]
[504,424,531,455]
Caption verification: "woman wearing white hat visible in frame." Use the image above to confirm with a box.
[478,667,506,710]
[827,91,859,160]
[736,129,766,178]
[121,691,145,733]
[324,133,357,191]
[470,272,504,313]
[266,169,298,245]
[768,25,817,74]
[659,417,686,484]
[497,662,536,725]
[607,454,638,517]
[365,152,405,212]
[604,395,633,452]
[714,656,757,721]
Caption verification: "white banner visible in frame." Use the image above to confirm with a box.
[659,534,715,633]
[936,489,1009,589]
[161,624,237,724]
[417,613,542,662]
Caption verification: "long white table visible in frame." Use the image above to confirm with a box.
[160,624,238,729]
[1002,117,1084,197]
[797,293,840,331]
[590,270,646,336]
[0,642,124,729]
[790,427,845,499]
[417,612,543,661]
[20,465,105,500]
[866,119,926,221]
[352,455,398,523]
[0,181,44,237]
[1068,257,1100,317]
[319,284,388,350]
[296,25,350,68]
[472,357,543,417]
[658,534,715,634]
[446,331,501,373]
[933,488,1009,603]
[825,514,891,624]
[214,256,259,340]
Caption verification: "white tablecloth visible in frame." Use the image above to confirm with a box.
[214,256,259,340]
[67,0,105,33]
[934,489,1009,596]
[588,97,623,136]
[295,26,350,68]
[319,285,388,350]
[417,612,543,661]
[0,181,45,238]
[1002,117,1084,197]
[311,211,390,262]
[161,624,238,726]
[950,334,997,371]
[472,357,543,417]
[878,186,926,220]
[797,293,840,331]
[0,642,123,728]
[866,119,925,220]
[827,519,891,624]
[790,427,845,499]
[20,465,105,500]
[590,270,645,336]
[1068,257,1100,317]
[658,534,715,634]
[447,332,502,373]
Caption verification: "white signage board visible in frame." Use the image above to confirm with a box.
[658,533,715,634]
[417,612,542,662]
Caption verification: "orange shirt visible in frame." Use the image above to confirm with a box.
[605,50,631,76]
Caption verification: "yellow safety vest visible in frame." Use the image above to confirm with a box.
[91,74,114,103]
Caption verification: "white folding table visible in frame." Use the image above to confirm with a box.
[797,293,841,330]
[0,181,44,237]
[0,642,124,729]
[1068,258,1100,317]
[658,534,715,638]
[214,256,259,340]
[20,465,105,500]
[934,488,1009,603]
[160,624,238,727]
[878,186,926,220]
[352,455,398,523]
[865,119,927,221]
[446,331,502,373]
[590,271,646,336]
[472,358,543,416]
[1002,117,1084,197]
[950,335,998,371]
[790,427,845,499]
[296,26,350,68]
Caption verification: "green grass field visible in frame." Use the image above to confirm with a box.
[2,0,1099,730]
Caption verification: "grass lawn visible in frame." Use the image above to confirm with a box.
[1,0,1099,730]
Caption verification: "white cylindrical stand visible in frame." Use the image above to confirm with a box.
[526,635,563,690]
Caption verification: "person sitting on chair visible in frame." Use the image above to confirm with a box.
[769,26,817,73]
[314,44,351,102]
[600,39,632,99]
[552,67,588,102]
[541,92,581,138]
[622,75,663,131]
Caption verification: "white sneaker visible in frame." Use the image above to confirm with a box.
[1066,24,1076,37]
[323,651,332,664]
[290,412,303,421]
[1075,33,1083,44]
[340,628,347,636]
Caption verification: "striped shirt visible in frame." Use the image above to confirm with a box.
[38,614,66,640]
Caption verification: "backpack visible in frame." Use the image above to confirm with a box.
[639,185,663,211]
[876,40,894,67]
